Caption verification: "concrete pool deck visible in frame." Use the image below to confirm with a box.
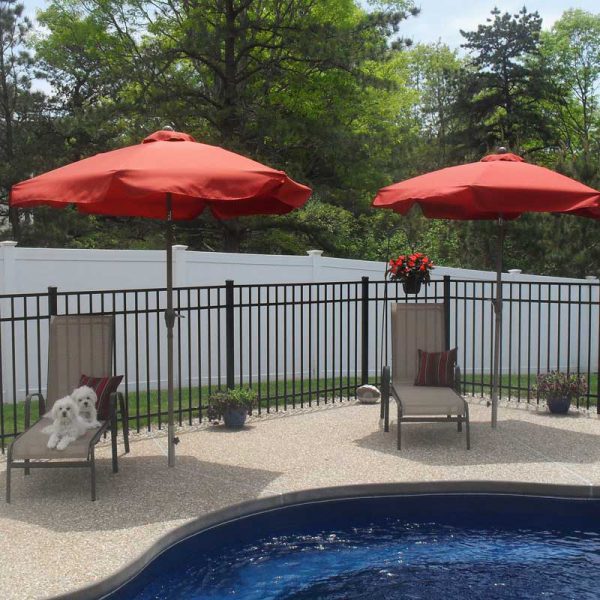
[1,399,600,599]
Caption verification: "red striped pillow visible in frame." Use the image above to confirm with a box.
[414,348,457,387]
[79,374,123,420]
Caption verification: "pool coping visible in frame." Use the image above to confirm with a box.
[54,480,600,600]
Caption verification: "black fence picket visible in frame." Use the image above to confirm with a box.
[0,277,598,448]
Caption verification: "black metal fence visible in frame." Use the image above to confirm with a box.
[0,277,598,448]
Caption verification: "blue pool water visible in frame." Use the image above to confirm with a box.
[108,494,600,599]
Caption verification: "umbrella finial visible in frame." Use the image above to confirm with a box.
[497,146,508,154]
[143,129,197,143]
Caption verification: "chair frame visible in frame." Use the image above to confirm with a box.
[5,314,130,502]
[6,394,121,502]
[380,302,471,450]
[381,365,470,450]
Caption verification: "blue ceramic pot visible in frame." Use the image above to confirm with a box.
[222,407,247,429]
[547,395,571,414]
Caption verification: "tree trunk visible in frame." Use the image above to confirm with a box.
[220,0,239,141]
[221,220,243,252]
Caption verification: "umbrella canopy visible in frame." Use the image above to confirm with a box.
[372,151,600,428]
[11,130,310,218]
[373,152,600,219]
[11,129,312,466]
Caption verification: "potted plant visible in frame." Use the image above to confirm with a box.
[533,371,588,414]
[207,387,257,429]
[387,252,434,294]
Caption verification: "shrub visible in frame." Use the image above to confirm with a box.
[533,371,588,399]
[206,387,257,422]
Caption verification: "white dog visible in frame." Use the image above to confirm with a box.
[71,385,101,429]
[43,396,88,450]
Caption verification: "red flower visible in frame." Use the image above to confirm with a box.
[387,252,434,283]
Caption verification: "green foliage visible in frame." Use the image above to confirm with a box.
[0,0,44,235]
[456,7,553,153]
[404,43,465,169]
[533,371,588,400]
[206,387,258,422]
[539,9,600,187]
[1,2,599,278]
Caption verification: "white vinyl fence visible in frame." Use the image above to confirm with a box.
[0,242,598,404]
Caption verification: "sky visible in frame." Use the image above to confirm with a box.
[24,0,599,49]
[402,0,599,49]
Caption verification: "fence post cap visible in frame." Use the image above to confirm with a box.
[306,249,324,257]
[172,244,188,251]
[508,269,522,274]
[0,241,18,247]
[585,275,598,280]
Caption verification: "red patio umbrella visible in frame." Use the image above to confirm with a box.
[10,129,312,465]
[372,150,600,428]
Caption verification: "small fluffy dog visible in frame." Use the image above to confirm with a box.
[71,385,101,429]
[43,396,88,450]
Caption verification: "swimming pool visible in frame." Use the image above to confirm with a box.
[105,491,600,599]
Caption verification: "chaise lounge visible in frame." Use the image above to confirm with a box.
[380,302,470,449]
[6,314,129,501]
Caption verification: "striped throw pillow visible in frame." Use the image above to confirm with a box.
[414,348,457,387]
[79,374,123,420]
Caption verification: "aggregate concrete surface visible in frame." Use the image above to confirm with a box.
[1,399,599,599]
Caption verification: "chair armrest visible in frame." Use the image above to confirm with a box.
[381,366,392,431]
[454,365,462,396]
[24,393,46,428]
[380,366,390,416]
[116,390,128,413]
[108,392,118,421]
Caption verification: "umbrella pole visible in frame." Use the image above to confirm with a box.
[166,193,176,467]
[491,217,505,428]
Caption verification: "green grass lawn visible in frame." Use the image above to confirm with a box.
[461,372,598,398]
[0,375,373,444]
[1,371,596,447]
[460,372,598,414]
[123,375,370,431]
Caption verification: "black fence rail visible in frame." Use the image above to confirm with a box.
[0,277,598,448]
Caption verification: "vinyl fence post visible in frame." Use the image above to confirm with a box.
[361,276,369,385]
[443,276,451,351]
[0,241,18,294]
[48,286,58,316]
[225,280,235,390]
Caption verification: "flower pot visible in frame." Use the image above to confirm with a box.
[546,395,571,414]
[402,276,422,294]
[222,407,248,429]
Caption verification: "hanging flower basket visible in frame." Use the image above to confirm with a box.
[402,274,423,294]
[388,253,433,294]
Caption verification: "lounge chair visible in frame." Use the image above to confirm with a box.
[380,303,470,449]
[6,314,129,502]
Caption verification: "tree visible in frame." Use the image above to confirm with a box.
[403,42,465,170]
[457,7,554,154]
[540,9,600,186]
[28,0,420,252]
[0,0,44,238]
